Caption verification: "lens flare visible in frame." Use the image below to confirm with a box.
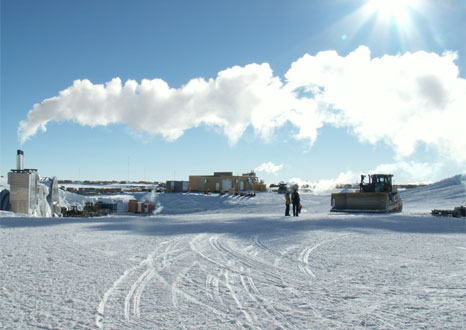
[367,0,419,23]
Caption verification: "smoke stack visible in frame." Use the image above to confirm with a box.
[17,150,24,170]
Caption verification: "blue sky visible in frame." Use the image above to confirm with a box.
[1,0,465,185]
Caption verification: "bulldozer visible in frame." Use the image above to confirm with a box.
[330,174,402,213]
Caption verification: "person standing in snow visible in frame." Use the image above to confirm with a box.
[284,191,291,216]
[292,189,300,217]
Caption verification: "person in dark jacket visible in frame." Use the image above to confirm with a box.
[292,189,300,216]
[284,192,291,216]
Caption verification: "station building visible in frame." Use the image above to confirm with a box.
[188,171,266,193]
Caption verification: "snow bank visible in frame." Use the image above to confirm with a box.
[0,176,8,190]
[400,174,466,213]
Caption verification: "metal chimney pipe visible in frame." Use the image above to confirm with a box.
[17,150,24,170]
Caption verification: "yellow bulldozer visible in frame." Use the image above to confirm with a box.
[330,174,402,213]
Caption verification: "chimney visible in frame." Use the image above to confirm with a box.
[17,150,24,170]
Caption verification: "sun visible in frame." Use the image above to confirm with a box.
[366,0,419,24]
[340,0,423,50]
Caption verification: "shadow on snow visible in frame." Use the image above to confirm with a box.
[1,213,464,237]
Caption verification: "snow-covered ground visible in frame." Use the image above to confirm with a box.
[1,176,465,329]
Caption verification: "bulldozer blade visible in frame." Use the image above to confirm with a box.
[330,192,402,213]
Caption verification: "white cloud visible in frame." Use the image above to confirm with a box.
[19,46,466,166]
[285,46,466,162]
[369,160,465,184]
[18,64,316,146]
[289,171,357,193]
[255,162,283,175]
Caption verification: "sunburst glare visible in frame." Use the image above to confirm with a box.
[366,0,420,24]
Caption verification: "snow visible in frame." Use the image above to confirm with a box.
[0,176,8,190]
[0,176,465,329]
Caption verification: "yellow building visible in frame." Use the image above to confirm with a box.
[189,172,266,193]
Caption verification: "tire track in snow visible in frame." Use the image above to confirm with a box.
[253,234,350,323]
[253,234,317,277]
[153,264,231,322]
[239,267,290,330]
[190,234,302,329]
[189,234,232,271]
[189,234,257,324]
[162,236,241,325]
[123,246,164,321]
[209,235,298,330]
[125,268,155,319]
[96,239,178,328]
[205,273,224,306]
[209,236,283,284]
[171,260,202,308]
[298,234,352,278]
[96,262,143,329]
[205,275,214,301]
[126,242,188,321]
[123,248,159,321]
[191,234,277,281]
[253,235,315,284]
[239,267,258,302]
[191,234,266,327]
[224,270,254,325]
[298,247,317,277]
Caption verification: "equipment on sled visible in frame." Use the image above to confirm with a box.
[431,205,466,218]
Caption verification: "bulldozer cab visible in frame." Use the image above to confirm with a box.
[360,174,393,193]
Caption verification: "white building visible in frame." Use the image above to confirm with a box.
[7,150,60,216]
[8,170,39,215]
